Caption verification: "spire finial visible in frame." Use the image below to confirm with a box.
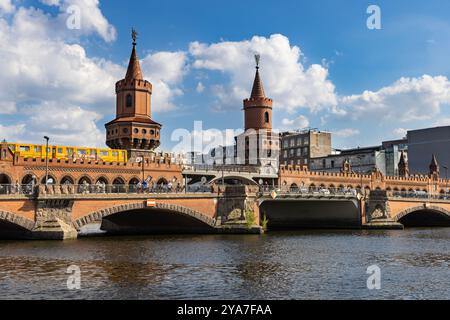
[132,28,138,46]
[254,53,261,69]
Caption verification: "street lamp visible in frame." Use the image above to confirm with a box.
[444,166,448,199]
[44,136,50,186]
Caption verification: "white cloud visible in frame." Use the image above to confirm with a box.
[196,82,205,93]
[334,128,360,138]
[189,34,337,113]
[0,0,15,14]
[339,75,450,122]
[281,115,310,130]
[0,124,25,141]
[141,51,188,112]
[393,128,408,138]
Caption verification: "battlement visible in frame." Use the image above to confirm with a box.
[115,78,152,92]
[243,97,273,108]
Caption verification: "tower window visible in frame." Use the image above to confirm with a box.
[126,94,133,108]
[264,112,270,123]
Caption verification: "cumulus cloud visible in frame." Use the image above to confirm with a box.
[0,124,25,141]
[0,0,14,14]
[141,51,188,112]
[189,34,337,113]
[281,115,310,130]
[339,75,450,122]
[334,128,360,138]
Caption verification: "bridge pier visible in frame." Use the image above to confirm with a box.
[363,190,404,230]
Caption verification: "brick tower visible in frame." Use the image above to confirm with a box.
[105,29,161,160]
[236,55,279,173]
[243,55,273,131]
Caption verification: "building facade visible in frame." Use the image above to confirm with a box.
[280,129,332,168]
[407,126,450,178]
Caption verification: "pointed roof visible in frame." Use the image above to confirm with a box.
[250,68,266,99]
[431,154,439,168]
[399,151,407,166]
[125,32,143,81]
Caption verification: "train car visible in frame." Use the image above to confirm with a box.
[7,143,127,162]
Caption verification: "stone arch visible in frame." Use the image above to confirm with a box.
[290,183,299,192]
[128,177,141,185]
[73,202,216,231]
[60,175,75,185]
[394,205,450,222]
[41,174,57,185]
[21,173,36,185]
[0,210,35,231]
[78,176,93,185]
[95,176,110,185]
[0,173,11,185]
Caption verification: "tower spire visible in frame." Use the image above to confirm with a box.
[250,54,266,99]
[125,28,143,81]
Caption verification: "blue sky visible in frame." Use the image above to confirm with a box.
[1,0,450,152]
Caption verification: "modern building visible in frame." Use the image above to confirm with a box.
[382,139,408,177]
[280,129,332,168]
[310,146,386,174]
[407,126,450,178]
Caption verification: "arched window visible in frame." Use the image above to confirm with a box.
[264,112,270,123]
[126,94,133,108]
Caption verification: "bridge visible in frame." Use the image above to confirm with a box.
[0,184,262,240]
[1,178,450,240]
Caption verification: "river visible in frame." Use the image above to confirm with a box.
[0,229,449,300]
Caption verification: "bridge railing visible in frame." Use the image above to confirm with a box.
[388,191,449,201]
[260,186,360,198]
[0,184,216,196]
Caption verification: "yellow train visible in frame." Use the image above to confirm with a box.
[8,143,128,162]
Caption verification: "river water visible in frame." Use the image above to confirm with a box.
[0,229,449,300]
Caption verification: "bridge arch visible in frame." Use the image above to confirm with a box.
[74,202,217,231]
[0,210,35,238]
[394,205,450,227]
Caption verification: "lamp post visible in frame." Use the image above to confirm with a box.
[444,166,448,199]
[44,136,50,186]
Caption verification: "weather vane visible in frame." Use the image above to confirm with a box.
[132,28,138,45]
[254,53,261,69]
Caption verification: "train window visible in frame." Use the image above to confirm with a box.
[112,152,119,157]
[122,152,126,159]
[100,151,109,157]
[58,148,63,154]
[77,150,87,155]
[20,146,30,152]
[34,146,42,153]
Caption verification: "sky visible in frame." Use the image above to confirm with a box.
[1,0,450,154]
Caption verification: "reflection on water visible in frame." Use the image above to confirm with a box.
[0,229,449,300]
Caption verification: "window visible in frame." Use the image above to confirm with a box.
[126,94,133,108]
[323,159,326,168]
[264,112,269,123]
[283,150,288,158]
[304,158,308,165]
[290,149,295,157]
[58,148,63,154]
[303,147,309,156]
[283,141,288,148]
[20,146,30,152]
[297,159,302,165]
[123,128,129,134]
[297,148,302,157]
[304,137,309,145]
[331,160,335,168]
[297,138,302,146]
[290,139,295,147]
[134,128,139,134]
